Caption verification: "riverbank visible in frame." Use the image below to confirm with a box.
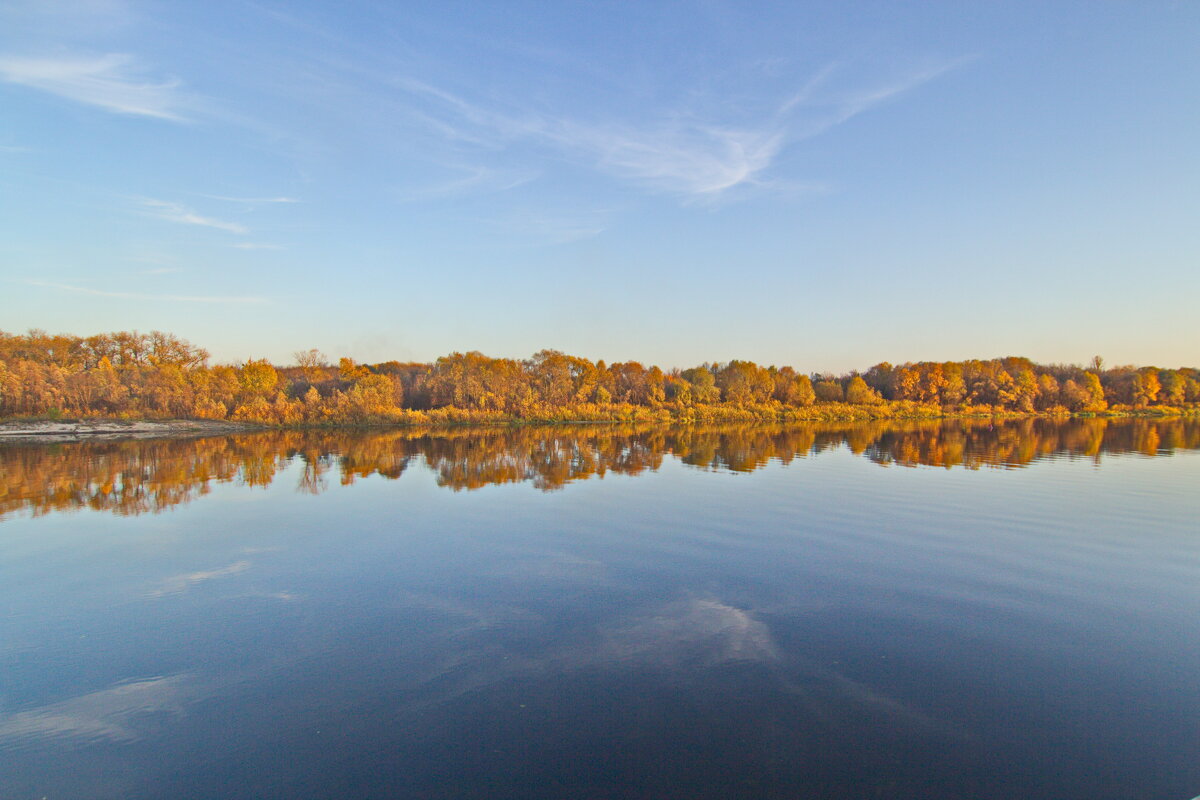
[0,406,1195,442]
[0,419,265,441]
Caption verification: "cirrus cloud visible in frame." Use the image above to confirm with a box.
[0,52,190,120]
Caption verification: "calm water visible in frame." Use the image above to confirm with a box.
[2,419,1198,799]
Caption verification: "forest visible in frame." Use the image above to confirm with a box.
[1,329,1197,426]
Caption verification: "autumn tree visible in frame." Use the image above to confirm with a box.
[294,349,328,384]
[1132,368,1161,407]
[813,378,844,403]
[338,357,370,382]
[942,364,967,406]
[716,361,773,405]
[845,375,881,405]
[1013,369,1038,413]
[893,367,920,401]
[1037,374,1061,410]
[1082,372,1108,412]
[792,374,816,407]
[680,366,720,404]
[239,359,279,397]
[1160,370,1188,405]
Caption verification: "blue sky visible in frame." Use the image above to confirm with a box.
[1,1,1197,371]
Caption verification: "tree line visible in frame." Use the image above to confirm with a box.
[1,329,1197,425]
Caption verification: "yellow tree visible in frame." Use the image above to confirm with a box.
[239,359,279,399]
[792,375,816,407]
[1013,369,1038,412]
[845,375,881,405]
[1082,372,1108,412]
[338,357,370,382]
[1159,370,1187,405]
[681,367,720,404]
[1132,368,1161,407]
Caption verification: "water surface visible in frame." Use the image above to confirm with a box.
[2,419,1198,799]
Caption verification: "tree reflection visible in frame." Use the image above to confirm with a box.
[2,418,1197,519]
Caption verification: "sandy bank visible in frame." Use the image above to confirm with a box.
[0,419,264,442]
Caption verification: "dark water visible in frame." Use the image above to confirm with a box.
[2,419,1198,800]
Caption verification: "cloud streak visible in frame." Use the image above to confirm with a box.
[203,194,301,204]
[553,120,783,197]
[390,58,964,200]
[0,53,189,120]
[140,198,248,233]
[396,165,539,201]
[392,76,772,197]
[788,57,975,134]
[25,280,268,305]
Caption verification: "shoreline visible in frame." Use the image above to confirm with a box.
[0,419,266,441]
[0,410,1194,442]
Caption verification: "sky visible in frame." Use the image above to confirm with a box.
[1,1,1198,371]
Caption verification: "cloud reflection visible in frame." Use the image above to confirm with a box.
[598,598,779,667]
[0,674,199,746]
[150,560,250,597]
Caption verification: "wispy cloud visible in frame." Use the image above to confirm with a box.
[396,165,539,201]
[553,120,783,198]
[139,266,183,275]
[778,62,842,116]
[140,198,248,233]
[231,242,284,250]
[0,53,189,120]
[388,76,785,198]
[25,280,268,304]
[202,194,301,204]
[787,57,975,134]
[390,58,965,201]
